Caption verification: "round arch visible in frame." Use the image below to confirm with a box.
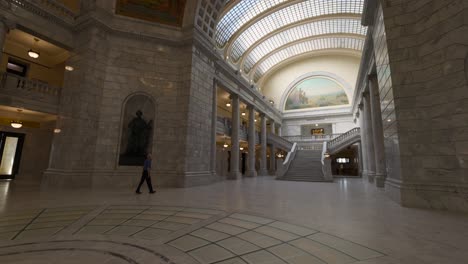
[279,71,353,112]
[117,92,156,166]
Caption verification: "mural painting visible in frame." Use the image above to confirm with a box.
[115,0,187,26]
[285,77,349,110]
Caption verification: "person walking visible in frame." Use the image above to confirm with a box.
[136,154,155,194]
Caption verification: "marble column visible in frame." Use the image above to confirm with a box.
[363,92,376,182]
[368,74,387,187]
[229,94,241,179]
[358,108,369,178]
[259,114,268,176]
[246,105,257,177]
[211,79,217,176]
[269,120,276,175]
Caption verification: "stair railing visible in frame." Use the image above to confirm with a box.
[276,142,297,179]
[321,142,333,181]
[327,127,361,154]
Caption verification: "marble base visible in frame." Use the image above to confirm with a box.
[42,169,217,189]
[367,172,375,183]
[227,171,242,180]
[258,169,269,176]
[374,173,386,188]
[385,178,468,212]
[245,170,257,177]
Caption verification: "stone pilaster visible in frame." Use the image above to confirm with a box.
[246,105,257,177]
[363,92,376,182]
[211,79,217,175]
[269,119,276,175]
[368,74,386,187]
[358,107,369,179]
[259,113,268,176]
[229,94,241,179]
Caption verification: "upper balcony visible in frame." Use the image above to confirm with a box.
[0,71,61,114]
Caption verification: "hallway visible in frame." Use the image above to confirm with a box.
[0,178,467,263]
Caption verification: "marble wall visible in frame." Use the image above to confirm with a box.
[376,0,468,211]
[42,21,217,188]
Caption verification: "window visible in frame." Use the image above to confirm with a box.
[6,59,28,77]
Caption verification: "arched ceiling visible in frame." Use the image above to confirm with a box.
[215,0,367,84]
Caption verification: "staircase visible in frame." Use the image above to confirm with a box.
[278,149,330,182]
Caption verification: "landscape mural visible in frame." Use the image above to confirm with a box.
[115,0,186,26]
[285,77,349,110]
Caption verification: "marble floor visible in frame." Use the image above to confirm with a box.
[0,177,467,264]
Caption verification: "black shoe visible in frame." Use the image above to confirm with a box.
[149,191,156,194]
[136,191,142,194]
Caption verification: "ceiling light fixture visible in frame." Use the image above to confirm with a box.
[226,102,231,107]
[10,108,24,128]
[240,147,244,151]
[28,38,40,59]
[65,65,74,71]
[54,128,62,133]
[241,112,246,116]
[10,121,23,129]
[315,124,319,127]
[387,119,392,122]
[223,143,228,148]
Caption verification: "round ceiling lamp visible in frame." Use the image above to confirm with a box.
[10,108,24,128]
[28,50,39,59]
[10,121,23,128]
[54,128,62,133]
[28,38,40,59]
[65,65,74,71]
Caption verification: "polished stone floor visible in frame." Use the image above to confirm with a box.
[0,177,467,263]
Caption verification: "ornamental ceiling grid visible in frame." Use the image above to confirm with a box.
[214,0,366,83]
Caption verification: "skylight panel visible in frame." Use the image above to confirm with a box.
[254,37,364,81]
[216,0,287,47]
[229,0,364,61]
[242,18,366,72]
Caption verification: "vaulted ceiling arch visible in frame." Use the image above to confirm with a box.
[214,0,366,84]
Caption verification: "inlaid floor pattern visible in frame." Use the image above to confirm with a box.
[0,205,385,264]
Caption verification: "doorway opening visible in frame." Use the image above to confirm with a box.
[0,131,25,180]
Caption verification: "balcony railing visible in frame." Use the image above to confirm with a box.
[282,134,342,142]
[0,72,61,112]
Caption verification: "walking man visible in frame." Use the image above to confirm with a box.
[136,154,155,194]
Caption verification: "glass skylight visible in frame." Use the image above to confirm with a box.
[253,37,365,82]
[221,0,364,59]
[242,18,366,73]
[216,0,288,47]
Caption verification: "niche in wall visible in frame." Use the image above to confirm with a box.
[118,94,155,166]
